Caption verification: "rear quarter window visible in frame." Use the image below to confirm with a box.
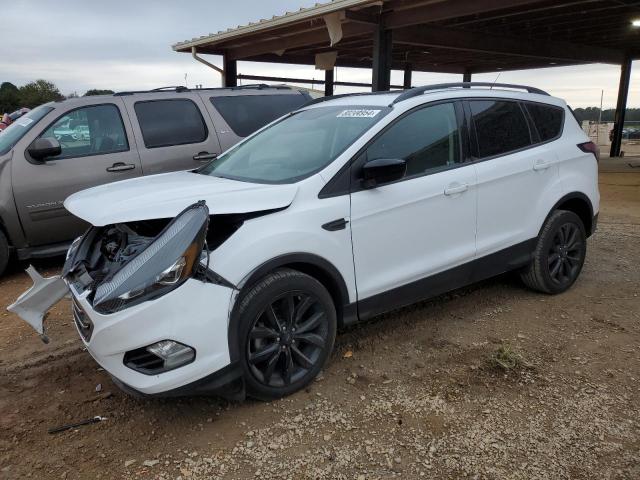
[210,94,308,137]
[134,99,207,148]
[525,103,564,142]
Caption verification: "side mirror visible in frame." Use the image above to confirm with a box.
[28,138,61,161]
[362,158,406,189]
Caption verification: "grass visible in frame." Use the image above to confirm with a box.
[489,343,531,372]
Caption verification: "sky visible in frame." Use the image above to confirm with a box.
[1,0,638,109]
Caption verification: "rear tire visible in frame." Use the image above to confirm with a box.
[520,210,586,294]
[235,268,336,401]
[0,230,9,277]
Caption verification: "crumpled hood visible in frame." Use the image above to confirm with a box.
[64,171,298,226]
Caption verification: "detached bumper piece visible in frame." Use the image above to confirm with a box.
[7,266,69,342]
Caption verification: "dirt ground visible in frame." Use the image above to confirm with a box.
[1,165,639,480]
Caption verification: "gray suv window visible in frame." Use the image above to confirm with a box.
[134,99,207,148]
[470,100,531,158]
[0,105,53,155]
[366,102,461,178]
[41,104,129,159]
[210,94,308,137]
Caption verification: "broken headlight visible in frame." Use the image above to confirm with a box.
[92,201,209,314]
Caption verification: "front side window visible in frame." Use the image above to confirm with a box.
[525,103,564,142]
[135,99,207,148]
[470,100,531,158]
[366,102,460,177]
[210,94,309,137]
[40,104,128,159]
[0,105,53,155]
[200,106,390,184]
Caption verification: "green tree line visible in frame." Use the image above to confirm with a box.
[0,80,114,113]
[570,107,640,123]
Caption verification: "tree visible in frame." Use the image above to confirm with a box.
[18,79,64,108]
[84,89,115,96]
[0,82,20,114]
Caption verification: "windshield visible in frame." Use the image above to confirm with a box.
[199,105,390,184]
[0,105,53,155]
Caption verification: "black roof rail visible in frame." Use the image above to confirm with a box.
[391,82,550,105]
[114,83,295,96]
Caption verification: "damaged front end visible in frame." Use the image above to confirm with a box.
[9,201,219,340]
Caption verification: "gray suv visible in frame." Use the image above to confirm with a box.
[0,85,310,275]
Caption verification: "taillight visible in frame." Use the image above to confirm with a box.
[577,141,599,161]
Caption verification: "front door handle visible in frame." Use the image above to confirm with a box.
[106,162,135,172]
[533,159,552,171]
[193,152,218,162]
[444,182,468,196]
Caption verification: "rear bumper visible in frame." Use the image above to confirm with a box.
[71,279,237,396]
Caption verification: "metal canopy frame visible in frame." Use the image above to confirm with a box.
[173,0,639,156]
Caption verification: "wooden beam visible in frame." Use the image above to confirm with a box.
[372,25,392,91]
[384,0,548,29]
[226,22,374,60]
[393,24,626,65]
[403,63,412,89]
[222,55,237,87]
[610,55,633,157]
[343,9,380,25]
[325,69,335,96]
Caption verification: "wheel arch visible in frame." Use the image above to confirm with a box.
[227,252,353,363]
[543,192,595,237]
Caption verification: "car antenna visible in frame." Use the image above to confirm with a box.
[490,73,502,90]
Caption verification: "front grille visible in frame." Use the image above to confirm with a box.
[72,297,93,341]
[124,348,164,375]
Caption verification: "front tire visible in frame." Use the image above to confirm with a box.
[235,269,336,400]
[520,210,587,294]
[0,230,9,277]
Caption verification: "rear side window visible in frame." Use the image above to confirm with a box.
[135,99,207,148]
[210,94,308,137]
[470,100,531,158]
[525,103,564,142]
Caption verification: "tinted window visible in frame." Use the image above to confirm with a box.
[200,106,389,184]
[526,103,564,142]
[470,100,531,158]
[135,99,207,148]
[41,104,128,159]
[210,94,308,137]
[366,102,460,177]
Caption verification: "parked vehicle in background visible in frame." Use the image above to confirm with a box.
[0,85,310,275]
[0,108,31,132]
[10,83,599,401]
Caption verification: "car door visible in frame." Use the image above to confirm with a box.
[11,100,143,246]
[121,93,221,175]
[469,99,562,258]
[349,102,477,317]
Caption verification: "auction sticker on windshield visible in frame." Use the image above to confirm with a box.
[337,109,381,118]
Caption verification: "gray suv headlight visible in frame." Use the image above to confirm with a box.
[92,201,209,314]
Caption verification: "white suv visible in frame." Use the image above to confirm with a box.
[10,83,599,401]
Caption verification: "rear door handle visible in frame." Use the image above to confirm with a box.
[533,159,552,171]
[106,162,135,172]
[193,152,217,161]
[444,182,468,196]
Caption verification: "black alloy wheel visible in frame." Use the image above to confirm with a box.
[247,291,329,388]
[547,222,584,286]
[236,268,336,400]
[520,209,587,294]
